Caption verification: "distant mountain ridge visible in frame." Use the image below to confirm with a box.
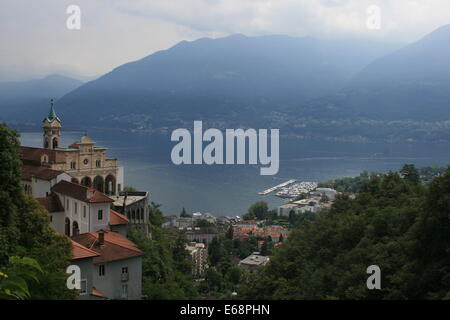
[0,74,83,122]
[340,24,450,120]
[55,34,397,129]
[3,26,450,142]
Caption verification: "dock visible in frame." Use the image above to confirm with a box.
[258,179,296,195]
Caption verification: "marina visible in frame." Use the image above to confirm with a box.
[258,179,297,195]
[275,181,318,199]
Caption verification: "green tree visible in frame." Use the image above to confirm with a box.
[239,167,450,300]
[0,124,74,299]
[180,207,191,218]
[0,124,21,266]
[128,212,199,300]
[400,164,420,184]
[195,219,214,228]
[205,267,222,291]
[0,256,43,300]
[246,201,269,220]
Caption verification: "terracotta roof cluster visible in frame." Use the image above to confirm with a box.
[52,180,114,204]
[71,230,143,263]
[109,209,129,226]
[71,240,99,260]
[22,164,64,181]
[36,193,64,213]
[233,225,288,242]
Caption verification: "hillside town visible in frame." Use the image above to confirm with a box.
[16,102,339,300]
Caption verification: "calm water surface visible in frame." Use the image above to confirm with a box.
[19,129,450,216]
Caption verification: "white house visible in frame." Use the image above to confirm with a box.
[22,164,72,198]
[71,230,143,300]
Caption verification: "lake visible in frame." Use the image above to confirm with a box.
[19,129,450,216]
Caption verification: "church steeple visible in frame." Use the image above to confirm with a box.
[43,99,62,149]
[45,99,61,122]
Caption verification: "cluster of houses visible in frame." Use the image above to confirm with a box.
[20,104,149,300]
[232,220,289,242]
[277,187,337,217]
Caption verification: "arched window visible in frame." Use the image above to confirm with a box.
[93,176,104,192]
[81,176,92,187]
[65,218,71,236]
[52,137,58,149]
[72,221,80,236]
[44,138,49,149]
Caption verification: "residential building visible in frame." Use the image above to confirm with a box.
[44,180,115,236]
[313,188,337,201]
[185,242,208,277]
[277,203,300,217]
[72,230,143,300]
[71,240,106,300]
[21,164,72,198]
[239,253,270,270]
[184,227,219,244]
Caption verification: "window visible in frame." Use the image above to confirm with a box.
[98,264,105,276]
[98,209,103,220]
[50,215,53,222]
[66,199,70,210]
[122,267,128,274]
[74,202,78,214]
[80,279,87,295]
[83,159,89,165]
[121,284,128,299]
[96,160,101,168]
[83,206,86,218]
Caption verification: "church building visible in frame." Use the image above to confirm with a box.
[20,101,124,195]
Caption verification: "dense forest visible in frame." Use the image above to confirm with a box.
[318,165,447,193]
[238,165,450,299]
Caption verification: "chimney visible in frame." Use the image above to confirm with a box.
[98,231,105,246]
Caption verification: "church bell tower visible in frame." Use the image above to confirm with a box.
[42,99,62,150]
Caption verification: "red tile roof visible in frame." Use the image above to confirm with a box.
[71,230,143,263]
[71,240,99,260]
[20,146,57,163]
[52,180,114,204]
[91,288,107,299]
[36,193,64,213]
[109,209,129,226]
[21,164,64,181]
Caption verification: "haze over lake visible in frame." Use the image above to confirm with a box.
[19,129,450,217]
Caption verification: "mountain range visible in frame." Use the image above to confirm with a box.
[2,25,450,141]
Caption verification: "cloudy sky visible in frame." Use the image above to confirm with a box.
[1,0,449,81]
